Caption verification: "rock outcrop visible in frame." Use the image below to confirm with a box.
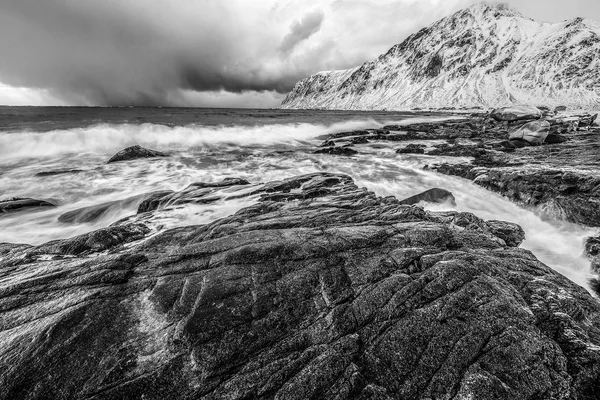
[107,145,167,163]
[1,173,600,399]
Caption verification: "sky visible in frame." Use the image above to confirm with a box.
[0,0,599,108]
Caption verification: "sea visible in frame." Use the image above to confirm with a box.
[0,106,596,290]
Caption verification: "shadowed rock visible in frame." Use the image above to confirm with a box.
[1,172,599,399]
[0,197,55,214]
[107,145,167,163]
[399,188,456,206]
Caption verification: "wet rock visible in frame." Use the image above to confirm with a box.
[59,191,173,223]
[508,120,550,145]
[396,144,426,154]
[314,147,358,156]
[0,197,55,214]
[32,223,151,256]
[1,173,599,399]
[107,145,167,163]
[585,235,600,273]
[35,169,84,177]
[399,188,456,206]
[491,105,542,122]
[136,191,177,214]
[433,166,600,227]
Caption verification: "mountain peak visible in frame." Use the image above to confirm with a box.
[464,2,523,18]
[281,1,600,111]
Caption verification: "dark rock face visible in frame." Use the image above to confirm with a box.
[1,173,600,400]
[0,197,55,214]
[399,188,456,206]
[396,144,426,154]
[107,145,167,163]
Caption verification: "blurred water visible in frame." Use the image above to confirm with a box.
[0,108,595,291]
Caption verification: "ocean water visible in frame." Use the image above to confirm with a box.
[0,106,596,291]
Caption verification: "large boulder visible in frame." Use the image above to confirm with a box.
[491,105,542,122]
[2,173,599,399]
[509,120,550,145]
[107,145,167,163]
[0,197,55,214]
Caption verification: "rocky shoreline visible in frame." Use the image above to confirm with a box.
[317,107,600,227]
[1,108,600,399]
[1,171,600,399]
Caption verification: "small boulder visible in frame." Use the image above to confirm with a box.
[490,105,542,122]
[554,105,568,113]
[0,197,55,214]
[107,145,167,163]
[509,120,550,145]
[399,188,456,206]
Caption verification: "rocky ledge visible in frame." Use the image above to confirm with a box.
[1,172,599,399]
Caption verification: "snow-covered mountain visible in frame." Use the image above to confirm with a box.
[280,3,600,110]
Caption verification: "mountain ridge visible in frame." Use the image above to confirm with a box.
[281,2,600,110]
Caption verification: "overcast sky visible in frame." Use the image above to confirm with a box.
[0,0,599,108]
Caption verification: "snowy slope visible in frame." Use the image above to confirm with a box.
[281,3,600,110]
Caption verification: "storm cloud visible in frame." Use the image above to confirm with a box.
[1,0,597,107]
[279,10,325,55]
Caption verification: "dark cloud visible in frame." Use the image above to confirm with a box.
[278,10,325,54]
[4,0,594,107]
